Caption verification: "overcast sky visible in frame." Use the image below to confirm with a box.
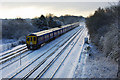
[0,0,118,18]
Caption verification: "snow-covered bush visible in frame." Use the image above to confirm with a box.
[0,38,26,52]
[102,24,119,60]
[86,2,120,63]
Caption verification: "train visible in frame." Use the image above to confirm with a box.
[26,22,79,50]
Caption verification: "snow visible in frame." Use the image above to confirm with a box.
[0,39,24,53]
[29,27,84,78]
[74,43,118,78]
[1,26,81,79]
[13,26,82,78]
[1,21,117,79]
[51,27,87,78]
[0,44,26,57]
[1,22,92,79]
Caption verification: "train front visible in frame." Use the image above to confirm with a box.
[26,34,37,50]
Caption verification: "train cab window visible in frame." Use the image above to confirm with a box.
[27,37,29,41]
[33,37,36,41]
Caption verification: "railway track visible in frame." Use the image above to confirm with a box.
[0,45,26,57]
[50,28,85,78]
[34,28,85,79]
[7,26,83,79]
[0,46,28,64]
[19,27,83,79]
[0,50,34,70]
[1,26,81,70]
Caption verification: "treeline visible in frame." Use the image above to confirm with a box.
[32,14,83,30]
[2,14,84,40]
[86,2,120,62]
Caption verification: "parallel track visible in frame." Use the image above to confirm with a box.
[34,28,85,79]
[1,27,80,70]
[22,27,84,79]
[0,46,28,64]
[8,27,82,79]
[50,28,85,79]
[0,45,26,57]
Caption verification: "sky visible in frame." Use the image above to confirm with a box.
[0,0,119,19]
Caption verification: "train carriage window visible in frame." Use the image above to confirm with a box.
[47,34,49,38]
[40,37,43,40]
[50,33,53,37]
[45,35,47,39]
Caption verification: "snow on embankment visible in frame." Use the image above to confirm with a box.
[0,39,25,53]
[74,43,118,78]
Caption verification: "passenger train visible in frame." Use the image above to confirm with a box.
[26,22,79,50]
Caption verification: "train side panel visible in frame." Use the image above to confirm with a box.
[37,35,44,45]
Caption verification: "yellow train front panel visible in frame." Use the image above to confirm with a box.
[26,36,37,45]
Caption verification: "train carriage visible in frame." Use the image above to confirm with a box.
[26,22,79,50]
[26,30,53,49]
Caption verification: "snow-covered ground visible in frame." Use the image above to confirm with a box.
[1,23,85,79]
[0,39,25,53]
[74,43,118,78]
[51,27,87,78]
[1,21,118,79]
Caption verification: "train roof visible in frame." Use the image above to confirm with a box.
[29,27,60,37]
[60,22,79,28]
[28,22,79,37]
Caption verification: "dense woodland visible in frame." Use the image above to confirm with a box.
[86,2,120,63]
[2,14,84,40]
